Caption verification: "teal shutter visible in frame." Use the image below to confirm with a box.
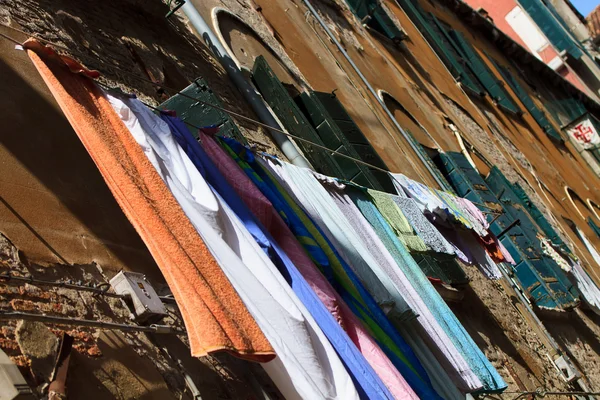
[488,57,562,141]
[446,31,520,114]
[252,56,346,178]
[296,91,396,192]
[427,14,485,96]
[588,217,600,240]
[412,253,469,285]
[435,152,579,309]
[485,167,579,298]
[556,96,587,122]
[518,0,583,59]
[159,78,247,143]
[403,130,456,194]
[343,0,405,41]
[511,183,568,252]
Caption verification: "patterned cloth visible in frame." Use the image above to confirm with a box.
[390,173,446,212]
[393,197,456,255]
[368,190,429,253]
[458,198,489,231]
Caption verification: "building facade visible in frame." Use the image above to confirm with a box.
[4,0,600,397]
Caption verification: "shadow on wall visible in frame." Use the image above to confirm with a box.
[448,281,547,390]
[4,0,265,134]
[0,46,162,278]
[537,309,600,391]
[215,10,299,87]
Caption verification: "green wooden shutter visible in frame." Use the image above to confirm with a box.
[556,96,587,122]
[588,217,600,240]
[446,31,520,114]
[435,152,579,309]
[427,14,485,96]
[519,0,583,59]
[159,78,247,143]
[485,167,578,298]
[296,91,396,192]
[403,129,456,193]
[343,0,405,41]
[488,57,562,141]
[252,56,346,178]
[511,182,569,252]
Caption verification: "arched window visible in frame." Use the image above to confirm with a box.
[587,199,600,223]
[214,9,297,87]
[564,187,590,221]
[380,91,438,149]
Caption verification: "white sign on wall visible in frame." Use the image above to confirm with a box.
[566,117,600,149]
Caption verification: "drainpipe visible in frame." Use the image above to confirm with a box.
[300,0,449,190]
[180,2,311,168]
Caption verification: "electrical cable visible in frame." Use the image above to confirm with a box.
[0,311,183,334]
[0,272,177,303]
[0,23,395,174]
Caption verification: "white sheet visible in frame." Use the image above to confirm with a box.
[107,93,359,400]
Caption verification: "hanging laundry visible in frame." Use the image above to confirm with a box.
[350,193,508,393]
[392,197,455,255]
[540,236,572,273]
[435,190,476,231]
[268,162,416,322]
[457,197,490,231]
[108,94,360,400]
[193,131,419,400]
[435,225,475,266]
[219,138,444,400]
[390,173,446,212]
[442,231,503,280]
[570,261,600,315]
[367,190,429,253]
[163,119,410,400]
[325,184,483,395]
[24,40,273,361]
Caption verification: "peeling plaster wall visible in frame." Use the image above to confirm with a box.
[4,0,600,397]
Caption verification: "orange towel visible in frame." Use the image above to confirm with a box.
[24,39,274,361]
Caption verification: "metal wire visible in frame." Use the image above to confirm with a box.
[0,23,396,174]
[0,272,177,303]
[0,311,183,334]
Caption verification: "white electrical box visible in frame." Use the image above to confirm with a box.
[110,272,168,323]
[0,349,34,399]
[552,354,580,382]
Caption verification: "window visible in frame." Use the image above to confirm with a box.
[518,0,583,59]
[505,6,549,56]
[343,0,405,42]
[427,16,521,114]
[487,56,563,141]
[426,14,484,96]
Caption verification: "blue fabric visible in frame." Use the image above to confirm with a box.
[350,190,507,393]
[161,115,395,400]
[219,137,442,400]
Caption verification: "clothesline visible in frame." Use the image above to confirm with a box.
[1,25,502,224]
[0,25,395,175]
[28,40,598,398]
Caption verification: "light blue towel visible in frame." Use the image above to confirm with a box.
[351,191,508,393]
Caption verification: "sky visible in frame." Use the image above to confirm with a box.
[570,0,598,17]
